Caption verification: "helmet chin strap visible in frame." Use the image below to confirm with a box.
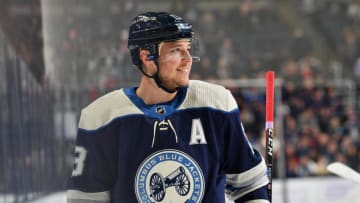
[140,60,178,94]
[153,59,179,93]
[153,72,178,94]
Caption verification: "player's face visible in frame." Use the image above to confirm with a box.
[157,39,193,89]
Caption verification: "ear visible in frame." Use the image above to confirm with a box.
[139,49,153,65]
[139,49,156,75]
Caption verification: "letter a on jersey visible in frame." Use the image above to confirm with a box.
[189,118,207,145]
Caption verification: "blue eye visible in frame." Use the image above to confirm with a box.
[170,48,181,53]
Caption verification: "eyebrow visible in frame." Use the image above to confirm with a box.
[166,41,191,47]
[159,40,191,55]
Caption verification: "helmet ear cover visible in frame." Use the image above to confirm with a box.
[144,44,158,61]
[129,43,159,78]
[129,43,158,72]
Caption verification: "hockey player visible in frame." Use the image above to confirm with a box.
[67,11,270,203]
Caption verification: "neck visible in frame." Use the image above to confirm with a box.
[136,77,177,105]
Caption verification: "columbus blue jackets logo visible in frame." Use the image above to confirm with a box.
[135,150,205,203]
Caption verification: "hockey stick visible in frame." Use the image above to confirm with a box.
[327,162,360,184]
[265,71,275,202]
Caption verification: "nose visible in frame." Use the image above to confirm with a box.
[182,50,192,62]
[183,49,200,62]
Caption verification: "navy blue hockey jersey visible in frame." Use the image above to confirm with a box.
[67,80,269,203]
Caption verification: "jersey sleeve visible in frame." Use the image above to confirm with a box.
[67,109,118,203]
[222,92,269,202]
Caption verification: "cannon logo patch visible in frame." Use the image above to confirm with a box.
[135,150,205,203]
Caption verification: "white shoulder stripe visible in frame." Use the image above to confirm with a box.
[79,89,142,130]
[226,159,269,200]
[179,80,238,112]
[67,190,110,201]
[227,176,268,200]
[226,159,267,187]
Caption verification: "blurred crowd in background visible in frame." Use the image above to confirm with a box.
[0,0,360,199]
[39,0,360,90]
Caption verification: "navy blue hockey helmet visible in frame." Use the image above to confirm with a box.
[128,12,194,66]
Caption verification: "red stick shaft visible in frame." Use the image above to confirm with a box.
[265,71,275,203]
[266,71,275,123]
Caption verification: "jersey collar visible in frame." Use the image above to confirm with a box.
[123,86,187,119]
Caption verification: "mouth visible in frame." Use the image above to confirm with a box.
[176,68,190,73]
